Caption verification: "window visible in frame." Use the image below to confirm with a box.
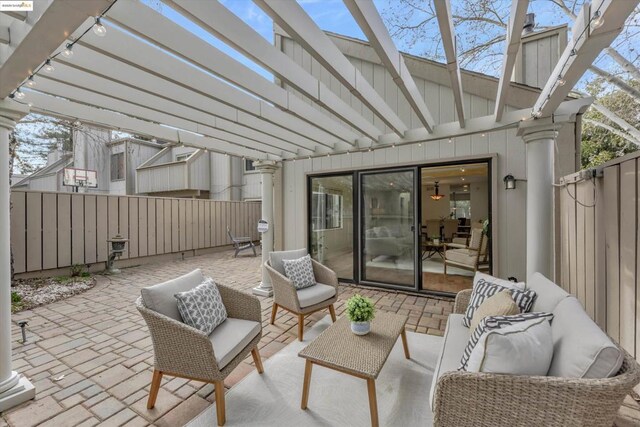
[175,152,193,162]
[110,152,125,181]
[245,159,256,172]
[312,192,343,230]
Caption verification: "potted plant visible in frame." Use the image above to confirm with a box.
[346,294,375,335]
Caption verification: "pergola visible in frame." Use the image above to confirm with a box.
[0,0,637,412]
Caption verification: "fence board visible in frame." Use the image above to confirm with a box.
[71,194,84,265]
[603,166,620,341]
[583,184,596,318]
[118,197,129,258]
[576,184,586,307]
[204,201,211,247]
[10,192,26,273]
[148,199,156,256]
[84,195,97,264]
[96,196,108,262]
[26,192,42,271]
[42,193,57,270]
[57,194,71,267]
[619,159,636,353]
[128,198,139,258]
[198,200,205,249]
[138,198,148,257]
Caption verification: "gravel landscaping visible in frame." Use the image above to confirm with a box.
[10,275,96,313]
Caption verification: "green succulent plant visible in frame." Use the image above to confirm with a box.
[345,294,375,323]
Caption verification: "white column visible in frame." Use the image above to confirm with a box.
[252,160,280,297]
[521,127,558,280]
[0,101,35,412]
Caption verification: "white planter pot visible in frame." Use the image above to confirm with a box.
[351,321,371,335]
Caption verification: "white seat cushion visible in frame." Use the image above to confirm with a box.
[527,273,570,312]
[141,269,204,321]
[548,297,623,378]
[269,249,308,276]
[209,318,261,369]
[297,283,336,308]
[429,314,470,411]
[445,248,476,265]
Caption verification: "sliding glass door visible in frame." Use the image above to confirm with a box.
[360,169,417,288]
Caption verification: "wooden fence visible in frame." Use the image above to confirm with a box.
[10,190,261,274]
[559,151,639,360]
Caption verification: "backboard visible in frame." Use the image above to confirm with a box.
[63,167,98,188]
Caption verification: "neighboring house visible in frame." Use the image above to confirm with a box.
[12,129,262,200]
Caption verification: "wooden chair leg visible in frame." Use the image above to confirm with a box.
[270,303,278,325]
[147,370,163,409]
[298,314,305,341]
[329,304,337,322]
[251,347,264,374]
[215,380,226,426]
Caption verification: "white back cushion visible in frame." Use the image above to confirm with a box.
[549,297,623,378]
[527,273,570,312]
[141,269,204,320]
[473,272,525,291]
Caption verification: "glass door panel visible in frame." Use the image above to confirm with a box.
[360,169,416,287]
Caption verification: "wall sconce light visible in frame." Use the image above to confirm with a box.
[504,174,517,190]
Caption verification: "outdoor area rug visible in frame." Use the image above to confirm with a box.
[187,315,442,426]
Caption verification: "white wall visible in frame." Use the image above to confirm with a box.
[470,181,489,222]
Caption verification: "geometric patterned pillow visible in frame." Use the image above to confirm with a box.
[463,279,537,327]
[459,311,554,370]
[282,254,316,290]
[174,277,227,335]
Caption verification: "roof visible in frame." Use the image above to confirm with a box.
[12,153,73,187]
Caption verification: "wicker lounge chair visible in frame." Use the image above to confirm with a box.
[136,269,263,426]
[264,249,339,341]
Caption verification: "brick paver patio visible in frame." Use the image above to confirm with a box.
[1,249,458,427]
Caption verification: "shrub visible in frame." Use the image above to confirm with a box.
[11,291,21,304]
[70,264,88,277]
[345,294,375,323]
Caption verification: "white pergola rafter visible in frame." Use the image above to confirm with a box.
[533,0,639,117]
[108,1,359,148]
[165,0,383,141]
[494,0,530,122]
[26,91,278,161]
[343,0,436,133]
[433,0,465,128]
[254,0,408,137]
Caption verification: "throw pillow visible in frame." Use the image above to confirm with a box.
[174,277,227,335]
[470,290,520,331]
[282,254,316,290]
[459,312,554,371]
[463,279,537,327]
[473,271,525,291]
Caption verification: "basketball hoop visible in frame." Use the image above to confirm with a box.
[63,168,98,189]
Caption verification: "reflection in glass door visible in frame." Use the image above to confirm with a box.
[360,169,416,288]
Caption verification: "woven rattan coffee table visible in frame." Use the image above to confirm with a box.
[298,312,409,427]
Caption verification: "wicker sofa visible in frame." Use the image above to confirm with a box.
[430,273,640,427]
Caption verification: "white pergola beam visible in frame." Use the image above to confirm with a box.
[0,0,113,98]
[343,0,436,133]
[34,73,295,157]
[25,91,274,160]
[494,0,530,121]
[165,0,382,141]
[591,102,640,142]
[533,0,639,117]
[109,1,358,147]
[254,0,408,137]
[77,21,338,152]
[433,0,465,128]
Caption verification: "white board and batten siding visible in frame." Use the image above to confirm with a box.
[278,33,578,282]
[10,190,261,275]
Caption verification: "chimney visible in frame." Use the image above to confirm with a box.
[512,21,568,89]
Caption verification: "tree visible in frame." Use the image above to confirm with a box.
[382,0,640,168]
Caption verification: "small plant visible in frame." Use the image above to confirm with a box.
[70,264,88,278]
[345,294,375,323]
[11,291,21,304]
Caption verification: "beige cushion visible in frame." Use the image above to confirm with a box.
[141,269,204,321]
[527,273,570,312]
[548,297,623,378]
[470,290,520,331]
[270,249,308,276]
[445,248,476,265]
[429,314,470,411]
[209,318,261,369]
[297,283,336,308]
[469,228,482,249]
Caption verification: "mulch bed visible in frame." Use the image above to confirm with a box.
[11,276,96,313]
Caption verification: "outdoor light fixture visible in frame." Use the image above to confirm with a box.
[44,59,54,73]
[93,17,107,37]
[557,76,566,86]
[504,174,517,190]
[26,75,36,87]
[62,43,74,58]
[430,181,445,201]
[591,10,604,29]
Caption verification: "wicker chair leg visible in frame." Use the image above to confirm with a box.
[147,370,163,409]
[215,380,226,426]
[298,314,305,341]
[329,304,337,322]
[251,347,264,374]
[270,304,278,325]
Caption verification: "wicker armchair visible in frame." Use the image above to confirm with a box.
[432,289,640,427]
[136,278,263,426]
[264,250,339,341]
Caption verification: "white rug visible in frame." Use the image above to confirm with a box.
[187,316,443,427]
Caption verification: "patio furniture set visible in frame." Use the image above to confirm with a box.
[135,249,640,426]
